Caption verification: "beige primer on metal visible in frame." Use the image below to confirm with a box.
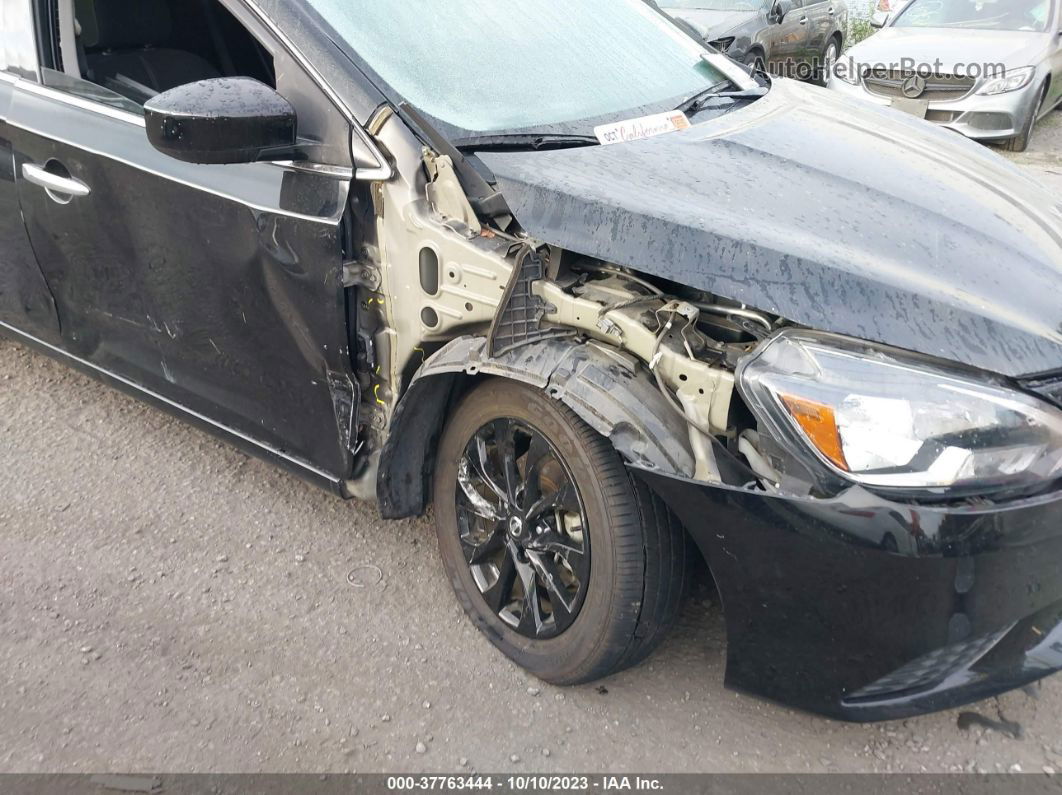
[365,115,736,483]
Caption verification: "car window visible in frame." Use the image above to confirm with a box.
[894,0,1050,30]
[37,67,141,113]
[303,0,726,136]
[35,0,277,111]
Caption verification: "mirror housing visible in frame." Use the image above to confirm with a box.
[870,10,889,27]
[145,77,297,165]
[771,0,794,22]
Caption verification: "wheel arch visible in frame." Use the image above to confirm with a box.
[746,42,767,61]
[377,336,697,520]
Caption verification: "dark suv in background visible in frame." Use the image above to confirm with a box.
[661,0,849,81]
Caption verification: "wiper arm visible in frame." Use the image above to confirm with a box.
[677,81,767,116]
[455,133,599,152]
[676,80,731,114]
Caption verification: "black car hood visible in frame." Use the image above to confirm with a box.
[479,80,1062,379]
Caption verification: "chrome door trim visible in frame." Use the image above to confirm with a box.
[17,78,147,126]
[269,159,355,179]
[7,116,343,225]
[0,320,343,484]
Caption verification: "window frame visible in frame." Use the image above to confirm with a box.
[16,0,392,176]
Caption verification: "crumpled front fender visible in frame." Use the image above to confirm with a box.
[377,335,694,519]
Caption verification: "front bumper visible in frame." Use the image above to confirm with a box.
[640,469,1062,721]
[827,75,1040,141]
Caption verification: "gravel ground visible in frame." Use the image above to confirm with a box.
[997,104,1062,194]
[1,126,1061,776]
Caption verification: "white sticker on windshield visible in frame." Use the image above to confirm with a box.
[593,111,691,146]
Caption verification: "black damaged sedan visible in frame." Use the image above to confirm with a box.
[2,0,1061,721]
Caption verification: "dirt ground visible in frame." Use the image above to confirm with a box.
[1,114,1061,776]
[998,104,1062,193]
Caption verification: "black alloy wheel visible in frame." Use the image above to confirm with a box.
[433,378,693,685]
[455,417,591,639]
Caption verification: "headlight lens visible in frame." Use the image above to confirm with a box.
[737,331,1062,497]
[976,66,1034,96]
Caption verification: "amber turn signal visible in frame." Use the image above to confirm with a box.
[780,395,850,472]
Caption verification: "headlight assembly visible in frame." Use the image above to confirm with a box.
[976,66,1034,96]
[737,331,1062,498]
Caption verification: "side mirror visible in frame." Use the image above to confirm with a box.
[144,77,297,165]
[870,10,889,27]
[772,0,794,22]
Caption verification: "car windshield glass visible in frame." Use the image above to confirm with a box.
[302,0,726,135]
[893,0,1050,31]
[663,0,769,10]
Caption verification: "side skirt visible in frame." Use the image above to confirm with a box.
[0,321,348,498]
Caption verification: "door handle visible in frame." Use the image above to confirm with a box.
[828,6,835,13]
[799,15,808,23]
[22,163,91,200]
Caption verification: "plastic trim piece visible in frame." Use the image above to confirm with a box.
[377,335,696,519]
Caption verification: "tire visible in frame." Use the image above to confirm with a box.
[818,37,840,86]
[1000,83,1047,153]
[743,50,766,75]
[433,378,690,685]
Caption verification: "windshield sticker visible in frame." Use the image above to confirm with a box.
[594,111,691,146]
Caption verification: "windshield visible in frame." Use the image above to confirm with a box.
[663,0,769,11]
[302,0,725,135]
[893,0,1051,31]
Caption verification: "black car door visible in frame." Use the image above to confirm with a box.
[0,1,61,345]
[766,0,811,75]
[7,0,364,481]
[801,0,833,63]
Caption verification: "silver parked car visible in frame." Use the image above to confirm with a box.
[829,0,1062,151]
[662,0,849,82]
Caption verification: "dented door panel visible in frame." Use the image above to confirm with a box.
[10,85,357,477]
[0,79,61,344]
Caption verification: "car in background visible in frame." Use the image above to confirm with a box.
[870,0,913,27]
[830,0,1062,151]
[661,0,849,82]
